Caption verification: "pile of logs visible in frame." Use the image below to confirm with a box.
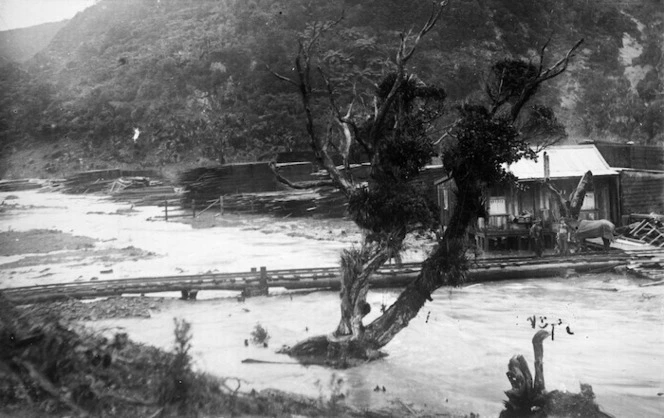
[178,166,231,205]
[0,179,43,192]
[109,180,180,207]
[179,166,347,218]
[59,169,157,194]
[218,189,347,218]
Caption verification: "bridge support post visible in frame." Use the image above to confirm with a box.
[180,289,199,300]
[259,266,268,290]
[241,266,269,298]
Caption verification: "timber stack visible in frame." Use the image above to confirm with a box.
[40,169,182,206]
[0,179,43,192]
[59,169,158,194]
[110,181,180,206]
[179,165,346,218]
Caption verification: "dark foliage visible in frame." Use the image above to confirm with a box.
[519,104,567,145]
[443,105,535,188]
[487,60,540,104]
[348,182,438,237]
[345,72,444,237]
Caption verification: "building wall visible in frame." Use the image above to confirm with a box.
[619,171,664,218]
[595,143,664,171]
[466,176,619,229]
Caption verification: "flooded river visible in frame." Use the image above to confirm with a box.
[91,274,664,417]
[2,190,663,416]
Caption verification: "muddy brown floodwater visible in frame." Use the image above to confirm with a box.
[2,190,663,417]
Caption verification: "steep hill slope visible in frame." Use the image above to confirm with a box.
[0,0,662,179]
[0,20,67,63]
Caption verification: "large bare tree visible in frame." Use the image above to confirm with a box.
[270,2,583,366]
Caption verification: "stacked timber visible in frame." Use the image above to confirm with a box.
[216,189,347,218]
[179,163,346,218]
[179,163,314,202]
[60,169,157,194]
[623,248,664,285]
[0,179,43,192]
[110,184,181,206]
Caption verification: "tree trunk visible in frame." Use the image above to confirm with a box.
[284,242,395,366]
[363,238,466,347]
[545,170,593,219]
[359,183,483,347]
[283,186,481,365]
[334,245,391,338]
[568,171,593,219]
[501,330,549,414]
[500,330,612,418]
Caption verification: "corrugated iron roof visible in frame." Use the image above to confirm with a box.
[507,145,618,181]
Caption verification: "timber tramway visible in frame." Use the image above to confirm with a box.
[4,250,663,305]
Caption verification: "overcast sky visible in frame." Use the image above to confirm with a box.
[0,0,95,31]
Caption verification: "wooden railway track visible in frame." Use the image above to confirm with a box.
[4,251,660,305]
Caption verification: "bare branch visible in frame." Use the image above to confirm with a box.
[337,104,355,167]
[488,70,510,116]
[318,67,350,123]
[543,179,570,218]
[371,1,448,141]
[510,38,584,121]
[265,64,299,87]
[269,162,335,190]
[537,37,552,76]
[400,0,448,64]
[538,38,584,82]
[532,133,566,153]
[276,36,355,196]
[316,67,372,162]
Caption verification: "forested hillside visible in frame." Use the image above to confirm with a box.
[1,0,662,177]
[0,21,68,64]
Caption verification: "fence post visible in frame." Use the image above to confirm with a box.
[164,199,168,221]
[220,196,224,216]
[192,199,196,218]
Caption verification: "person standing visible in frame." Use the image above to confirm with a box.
[556,220,570,256]
[530,219,544,257]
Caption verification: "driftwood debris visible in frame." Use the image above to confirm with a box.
[500,330,613,418]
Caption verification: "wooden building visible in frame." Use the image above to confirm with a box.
[593,142,664,220]
[436,145,620,252]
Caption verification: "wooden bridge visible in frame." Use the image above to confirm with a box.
[4,250,662,305]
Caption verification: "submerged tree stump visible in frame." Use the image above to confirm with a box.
[500,330,612,418]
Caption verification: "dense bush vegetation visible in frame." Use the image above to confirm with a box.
[0,0,662,170]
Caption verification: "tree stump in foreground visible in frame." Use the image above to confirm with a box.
[500,330,612,418]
